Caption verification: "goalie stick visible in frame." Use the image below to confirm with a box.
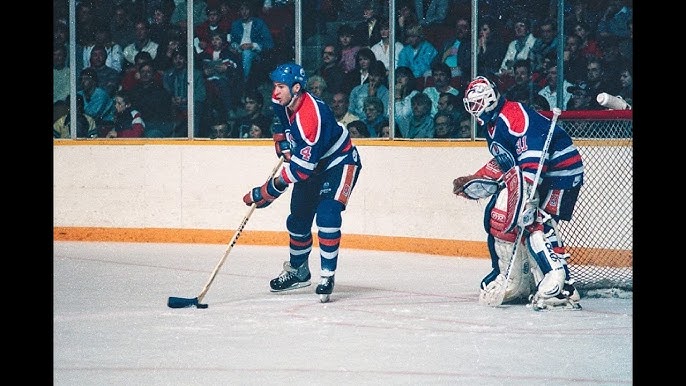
[167,156,285,309]
[487,108,562,307]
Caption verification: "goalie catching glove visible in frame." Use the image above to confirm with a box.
[243,177,288,208]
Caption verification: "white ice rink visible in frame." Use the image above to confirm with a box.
[53,241,632,385]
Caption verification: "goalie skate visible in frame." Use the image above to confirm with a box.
[315,274,335,303]
[269,261,311,292]
[529,283,582,311]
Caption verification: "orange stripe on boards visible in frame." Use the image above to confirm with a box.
[52,227,632,267]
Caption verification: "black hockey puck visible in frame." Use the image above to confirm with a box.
[197,303,209,309]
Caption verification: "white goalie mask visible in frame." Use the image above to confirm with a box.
[463,76,499,119]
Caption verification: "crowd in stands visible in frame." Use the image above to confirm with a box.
[54,0,632,139]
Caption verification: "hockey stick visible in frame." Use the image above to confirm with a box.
[487,108,562,307]
[168,156,285,309]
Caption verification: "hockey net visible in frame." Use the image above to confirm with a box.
[541,110,633,297]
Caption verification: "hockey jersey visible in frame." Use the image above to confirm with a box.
[481,99,584,191]
[272,92,359,184]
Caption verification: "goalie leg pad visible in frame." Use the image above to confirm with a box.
[527,229,566,299]
[479,235,536,305]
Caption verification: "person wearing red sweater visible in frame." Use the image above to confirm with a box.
[106,90,145,138]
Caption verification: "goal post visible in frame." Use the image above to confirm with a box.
[540,109,633,294]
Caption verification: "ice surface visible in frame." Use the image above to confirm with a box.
[54,242,632,385]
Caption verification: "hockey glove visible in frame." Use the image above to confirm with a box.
[453,175,479,197]
[243,177,288,209]
[273,132,292,162]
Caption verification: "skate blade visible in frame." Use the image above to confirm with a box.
[269,281,311,293]
[529,300,582,311]
[319,293,331,303]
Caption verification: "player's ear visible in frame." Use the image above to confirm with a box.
[292,83,301,94]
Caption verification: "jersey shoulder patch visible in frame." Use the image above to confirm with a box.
[499,102,529,137]
[295,94,322,145]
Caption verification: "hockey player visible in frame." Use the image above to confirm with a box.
[453,76,584,310]
[243,63,362,302]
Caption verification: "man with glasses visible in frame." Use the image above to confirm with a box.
[316,44,348,95]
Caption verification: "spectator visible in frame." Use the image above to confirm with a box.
[53,94,98,139]
[360,96,388,138]
[129,62,176,137]
[397,92,434,138]
[599,35,629,89]
[413,0,448,27]
[109,3,136,49]
[572,21,603,61]
[235,88,274,138]
[394,66,421,130]
[85,45,122,98]
[498,16,538,77]
[537,65,572,110]
[308,75,333,105]
[155,31,185,72]
[564,0,599,37]
[378,121,401,138]
[617,63,633,107]
[122,19,160,69]
[246,122,271,138]
[437,92,465,124]
[199,29,241,126]
[347,120,371,138]
[106,90,145,138]
[528,18,558,75]
[348,61,389,119]
[75,1,98,48]
[397,23,438,79]
[370,17,403,72]
[317,44,348,95]
[476,17,507,78]
[82,25,124,73]
[344,48,378,92]
[585,58,620,108]
[618,18,632,63]
[148,4,177,51]
[353,1,382,48]
[438,16,471,78]
[54,44,70,104]
[337,24,361,74]
[229,0,274,86]
[423,62,459,117]
[331,92,360,129]
[395,1,418,43]
[194,5,228,54]
[503,59,541,106]
[456,116,473,139]
[77,68,115,129]
[562,34,587,84]
[597,0,632,40]
[120,51,164,92]
[565,81,597,111]
[433,111,458,139]
[170,0,208,30]
[163,48,208,137]
[217,0,237,33]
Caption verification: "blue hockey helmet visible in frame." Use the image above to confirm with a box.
[270,62,308,89]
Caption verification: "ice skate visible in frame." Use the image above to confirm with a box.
[269,261,311,292]
[315,273,335,303]
[529,282,582,311]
